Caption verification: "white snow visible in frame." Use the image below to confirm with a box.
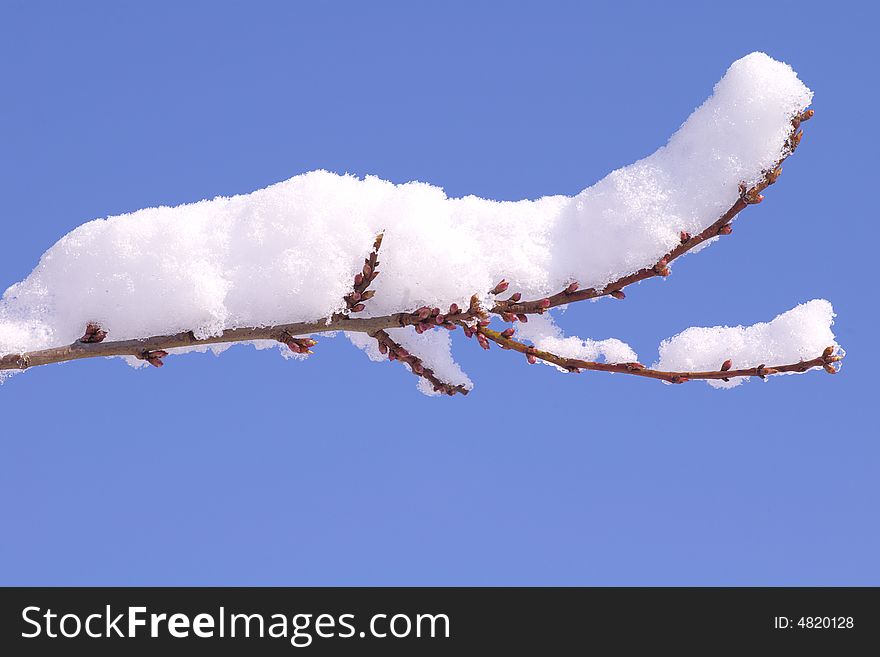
[0,52,826,393]
[655,300,839,388]
[515,315,639,373]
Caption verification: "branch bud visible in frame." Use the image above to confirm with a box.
[491,279,509,295]
[720,359,732,372]
[565,281,579,294]
[609,290,625,300]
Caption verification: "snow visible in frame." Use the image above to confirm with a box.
[516,315,639,373]
[0,52,826,393]
[655,300,839,388]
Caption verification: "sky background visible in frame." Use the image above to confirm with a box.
[0,1,876,585]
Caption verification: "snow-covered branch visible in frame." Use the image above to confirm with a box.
[0,53,844,394]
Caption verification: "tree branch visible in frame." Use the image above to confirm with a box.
[476,325,843,384]
[491,109,814,319]
[1,108,838,393]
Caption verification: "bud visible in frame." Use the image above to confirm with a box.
[378,342,388,354]
[361,290,375,301]
[822,345,835,359]
[435,314,445,324]
[443,323,456,330]
[370,270,380,281]
[801,109,814,122]
[720,359,732,372]
[414,324,425,334]
[349,291,362,302]
[626,362,645,371]
[351,303,366,312]
[502,312,517,323]
[491,279,509,295]
[655,266,670,277]
[362,263,372,277]
[501,327,515,338]
[539,298,551,309]
[287,342,302,353]
[417,307,432,320]
[719,224,733,235]
[147,357,164,368]
[354,273,364,286]
[792,130,803,148]
[823,363,837,375]
[477,334,490,350]
[509,292,522,302]
[516,314,528,323]
[448,303,460,315]
[526,354,537,365]
[565,281,579,294]
[412,363,424,375]
[609,290,625,300]
[680,231,690,243]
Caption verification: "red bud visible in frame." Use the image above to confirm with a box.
[516,314,528,323]
[351,303,366,312]
[526,354,537,364]
[565,281,579,294]
[719,224,733,235]
[501,328,515,338]
[721,359,732,372]
[609,290,625,300]
[539,298,551,309]
[491,280,509,295]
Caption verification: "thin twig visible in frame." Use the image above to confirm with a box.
[476,326,843,384]
[491,109,814,318]
[372,329,470,396]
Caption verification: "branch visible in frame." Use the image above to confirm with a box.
[344,233,476,395]
[372,329,470,396]
[491,109,814,319]
[476,326,843,384]
[0,109,835,395]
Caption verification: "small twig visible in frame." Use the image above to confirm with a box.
[476,325,842,384]
[492,109,814,319]
[342,233,383,314]
[372,329,470,396]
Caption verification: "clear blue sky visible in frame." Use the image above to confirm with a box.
[0,1,875,585]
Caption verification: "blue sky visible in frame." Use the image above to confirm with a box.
[0,1,876,585]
